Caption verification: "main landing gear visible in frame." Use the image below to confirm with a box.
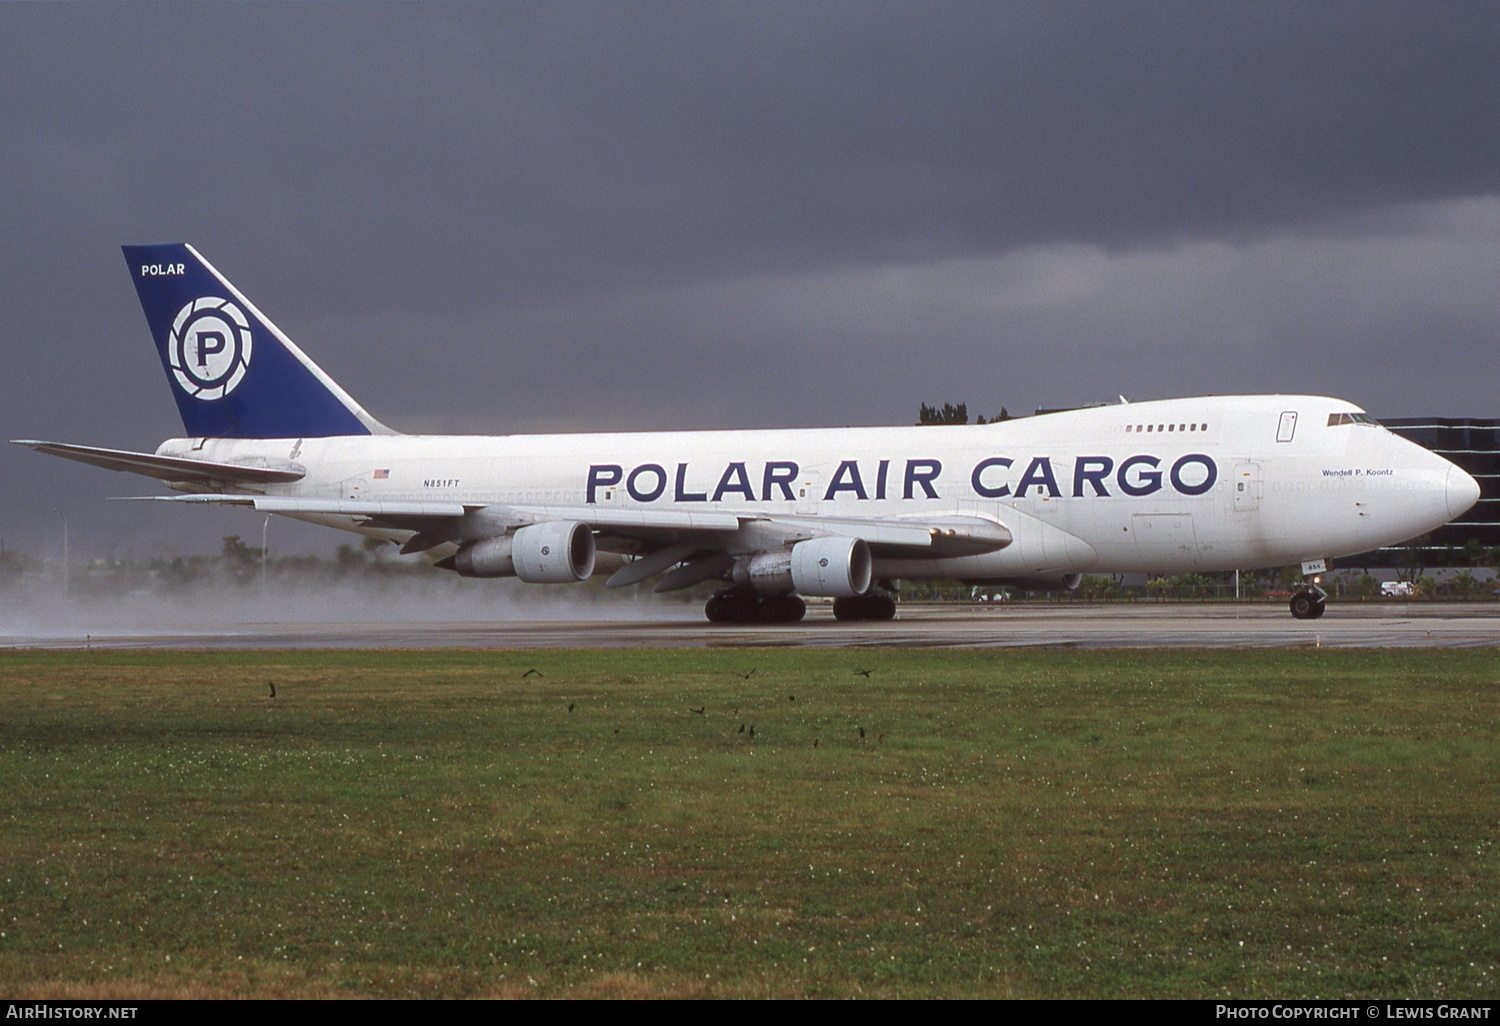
[832,593,897,622]
[702,589,899,624]
[704,589,806,624]
[1289,584,1327,620]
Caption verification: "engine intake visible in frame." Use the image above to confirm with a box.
[791,536,872,597]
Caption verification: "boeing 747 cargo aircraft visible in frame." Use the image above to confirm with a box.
[15,245,1481,623]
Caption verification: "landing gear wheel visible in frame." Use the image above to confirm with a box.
[759,594,806,624]
[705,589,757,624]
[705,590,805,624]
[832,593,898,622]
[705,594,732,623]
[1289,590,1327,620]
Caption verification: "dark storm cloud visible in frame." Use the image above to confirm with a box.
[3,1,1499,556]
[8,3,1499,297]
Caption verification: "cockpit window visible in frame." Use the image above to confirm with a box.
[1327,412,1382,427]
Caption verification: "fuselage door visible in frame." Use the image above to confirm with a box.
[1131,512,1201,568]
[1276,411,1298,443]
[796,471,821,515]
[1232,461,1262,513]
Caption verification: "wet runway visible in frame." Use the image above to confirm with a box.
[7,602,1500,650]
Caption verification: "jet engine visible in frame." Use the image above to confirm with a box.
[735,536,872,597]
[453,522,596,583]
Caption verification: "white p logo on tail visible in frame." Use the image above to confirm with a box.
[168,297,253,400]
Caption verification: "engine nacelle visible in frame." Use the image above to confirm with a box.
[454,522,595,583]
[790,536,872,598]
[513,521,595,582]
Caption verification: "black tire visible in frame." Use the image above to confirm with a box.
[778,594,807,623]
[706,591,758,624]
[833,594,895,621]
[832,596,863,621]
[755,596,791,624]
[1289,592,1317,620]
[726,593,758,623]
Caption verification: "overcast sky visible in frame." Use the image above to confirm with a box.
[4,1,1500,559]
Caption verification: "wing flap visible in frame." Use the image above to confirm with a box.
[506,504,744,532]
[768,513,1012,557]
[125,494,471,517]
[117,495,1010,565]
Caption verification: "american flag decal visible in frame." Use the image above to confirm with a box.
[373,468,390,480]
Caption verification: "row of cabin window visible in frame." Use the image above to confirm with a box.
[1125,423,1208,433]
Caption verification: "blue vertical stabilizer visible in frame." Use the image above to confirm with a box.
[122,244,390,438]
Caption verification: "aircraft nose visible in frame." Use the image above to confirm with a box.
[1446,464,1481,521]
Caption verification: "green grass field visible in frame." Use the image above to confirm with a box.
[0,647,1496,998]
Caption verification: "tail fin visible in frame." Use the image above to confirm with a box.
[122,244,394,438]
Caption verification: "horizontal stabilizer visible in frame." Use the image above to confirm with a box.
[13,440,305,485]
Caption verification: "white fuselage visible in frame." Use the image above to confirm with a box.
[158,395,1476,580]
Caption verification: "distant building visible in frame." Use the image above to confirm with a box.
[1378,417,1500,560]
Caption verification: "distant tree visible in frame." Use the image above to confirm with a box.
[1397,534,1433,583]
[1077,574,1123,601]
[918,401,969,425]
[918,402,1011,426]
[1347,573,1380,600]
[1449,569,1486,600]
[220,535,260,584]
[1174,572,1213,599]
[0,549,40,580]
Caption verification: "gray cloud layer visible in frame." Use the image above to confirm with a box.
[4,2,1499,557]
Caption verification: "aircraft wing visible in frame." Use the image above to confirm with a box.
[13,440,306,485]
[130,494,740,527]
[131,494,1010,558]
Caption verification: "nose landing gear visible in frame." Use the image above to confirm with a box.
[1289,576,1328,620]
[1288,559,1330,620]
